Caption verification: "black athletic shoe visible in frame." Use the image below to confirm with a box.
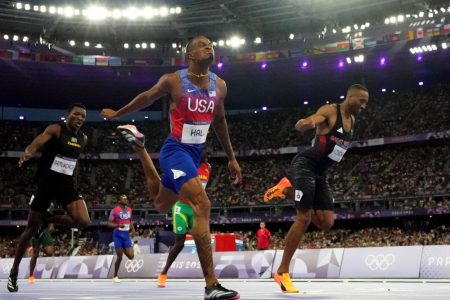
[204,283,240,300]
[7,273,18,292]
[117,125,145,148]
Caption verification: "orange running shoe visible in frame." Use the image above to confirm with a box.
[28,275,35,284]
[157,274,167,288]
[263,177,292,202]
[274,272,299,293]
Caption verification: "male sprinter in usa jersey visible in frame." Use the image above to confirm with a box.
[101,36,241,300]
[264,84,369,293]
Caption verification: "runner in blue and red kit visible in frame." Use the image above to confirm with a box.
[108,194,136,283]
[102,36,241,300]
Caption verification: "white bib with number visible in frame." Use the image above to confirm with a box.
[181,123,210,144]
[328,145,347,162]
[50,155,77,176]
[119,224,130,231]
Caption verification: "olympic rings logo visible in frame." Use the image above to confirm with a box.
[2,262,13,274]
[365,254,395,271]
[124,259,144,272]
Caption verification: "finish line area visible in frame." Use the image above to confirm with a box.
[1,278,450,300]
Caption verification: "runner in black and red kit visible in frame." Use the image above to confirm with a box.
[263,84,369,293]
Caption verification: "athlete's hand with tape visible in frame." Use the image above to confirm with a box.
[228,159,242,184]
[100,108,118,120]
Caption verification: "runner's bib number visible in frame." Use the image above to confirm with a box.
[119,224,130,231]
[50,155,77,176]
[181,123,210,144]
[328,145,347,162]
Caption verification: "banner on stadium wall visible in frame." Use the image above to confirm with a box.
[0,258,30,279]
[109,251,276,279]
[420,245,450,278]
[30,255,113,279]
[82,55,96,65]
[272,248,344,278]
[340,246,422,278]
[108,56,122,66]
[95,56,109,66]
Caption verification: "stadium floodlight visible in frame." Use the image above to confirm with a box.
[3,34,9,40]
[409,48,415,54]
[240,38,245,45]
[112,9,121,19]
[150,43,155,48]
[125,7,140,20]
[33,5,38,11]
[170,7,175,14]
[428,12,433,18]
[365,22,370,27]
[303,101,308,105]
[159,6,168,17]
[84,6,107,21]
[406,14,411,18]
[390,16,397,23]
[385,18,390,24]
[397,15,404,22]
[381,88,386,92]
[340,95,345,99]
[142,7,153,19]
[69,40,75,46]
[95,43,102,48]
[354,24,359,29]
[218,40,224,46]
[40,5,47,13]
[262,106,267,110]
[254,37,262,44]
[431,44,437,50]
[141,42,147,49]
[442,43,448,49]
[124,43,129,49]
[24,3,30,10]
[74,9,80,15]
[135,43,140,48]
[16,2,23,9]
[289,33,294,40]
[84,41,90,47]
[57,7,63,14]
[23,36,28,42]
[175,6,181,14]
[64,7,74,18]
[13,35,19,41]
[172,43,177,48]
[421,45,428,52]
[361,25,366,30]
[441,7,446,13]
[346,57,352,64]
[332,28,337,34]
[418,11,424,17]
[229,36,241,48]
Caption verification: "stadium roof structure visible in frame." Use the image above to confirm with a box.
[0,0,449,45]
